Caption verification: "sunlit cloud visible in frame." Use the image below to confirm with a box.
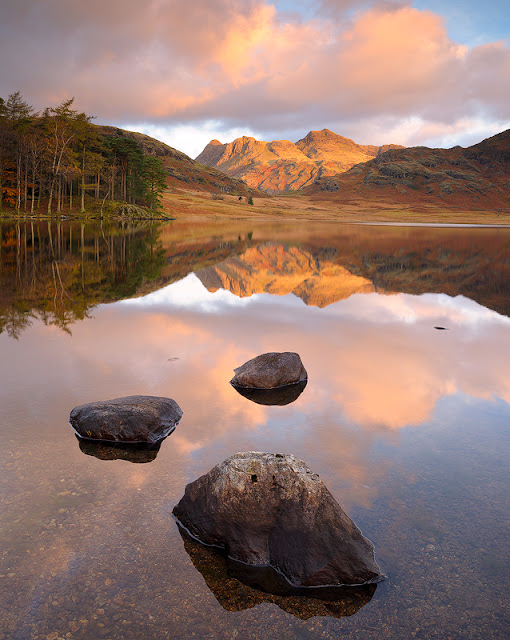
[0,1,508,156]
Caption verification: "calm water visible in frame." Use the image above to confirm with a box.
[0,219,509,640]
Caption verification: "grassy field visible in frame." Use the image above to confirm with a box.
[2,189,509,225]
[160,189,510,225]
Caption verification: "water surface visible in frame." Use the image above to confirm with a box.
[0,220,509,640]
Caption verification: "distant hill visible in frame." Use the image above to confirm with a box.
[196,129,403,193]
[98,126,260,197]
[306,130,510,211]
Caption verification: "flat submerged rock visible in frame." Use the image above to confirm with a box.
[173,452,383,588]
[70,395,183,444]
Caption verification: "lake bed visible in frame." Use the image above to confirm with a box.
[0,220,509,640]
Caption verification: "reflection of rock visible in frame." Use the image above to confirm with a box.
[177,525,377,619]
[70,395,183,444]
[173,452,383,587]
[232,380,307,405]
[230,352,307,389]
[77,437,161,463]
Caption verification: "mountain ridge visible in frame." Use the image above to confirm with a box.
[196,129,404,193]
[305,129,510,210]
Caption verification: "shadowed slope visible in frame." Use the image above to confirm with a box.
[306,130,510,211]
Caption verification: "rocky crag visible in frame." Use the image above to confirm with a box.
[196,129,403,193]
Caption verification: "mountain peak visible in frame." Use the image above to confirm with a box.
[196,130,406,193]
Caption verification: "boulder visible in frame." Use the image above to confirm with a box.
[70,395,183,444]
[230,352,307,389]
[173,452,383,587]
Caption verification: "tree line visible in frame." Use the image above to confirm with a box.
[0,91,168,215]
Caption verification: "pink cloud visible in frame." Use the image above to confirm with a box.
[0,1,508,147]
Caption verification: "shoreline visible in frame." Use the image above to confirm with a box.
[2,189,510,226]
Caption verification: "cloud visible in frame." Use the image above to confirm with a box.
[0,0,508,152]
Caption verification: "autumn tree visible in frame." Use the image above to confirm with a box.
[43,98,90,214]
[5,91,36,212]
[0,97,7,210]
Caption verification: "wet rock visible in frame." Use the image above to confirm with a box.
[70,395,183,444]
[230,352,307,389]
[178,526,377,619]
[77,437,161,463]
[232,380,307,406]
[173,452,383,587]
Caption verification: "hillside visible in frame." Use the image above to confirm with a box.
[306,130,510,211]
[98,126,260,197]
[196,129,403,193]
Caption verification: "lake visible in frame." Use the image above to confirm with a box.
[0,218,509,640]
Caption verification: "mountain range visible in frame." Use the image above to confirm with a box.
[103,124,509,213]
[196,129,404,193]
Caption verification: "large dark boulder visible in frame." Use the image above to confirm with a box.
[173,452,383,588]
[230,352,307,389]
[70,395,183,444]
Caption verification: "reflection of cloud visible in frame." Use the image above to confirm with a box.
[2,282,510,508]
[335,292,510,328]
[121,273,256,311]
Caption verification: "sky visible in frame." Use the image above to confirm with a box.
[0,0,509,158]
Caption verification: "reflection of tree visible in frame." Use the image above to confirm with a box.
[0,220,166,337]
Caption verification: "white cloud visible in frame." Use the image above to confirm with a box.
[117,121,258,158]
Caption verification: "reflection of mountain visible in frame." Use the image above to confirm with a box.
[3,221,509,339]
[189,232,510,317]
[196,245,377,307]
[178,526,376,620]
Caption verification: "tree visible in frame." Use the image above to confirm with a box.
[104,135,144,203]
[44,98,90,214]
[140,156,167,209]
[26,118,46,213]
[5,91,36,212]
[0,97,7,210]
